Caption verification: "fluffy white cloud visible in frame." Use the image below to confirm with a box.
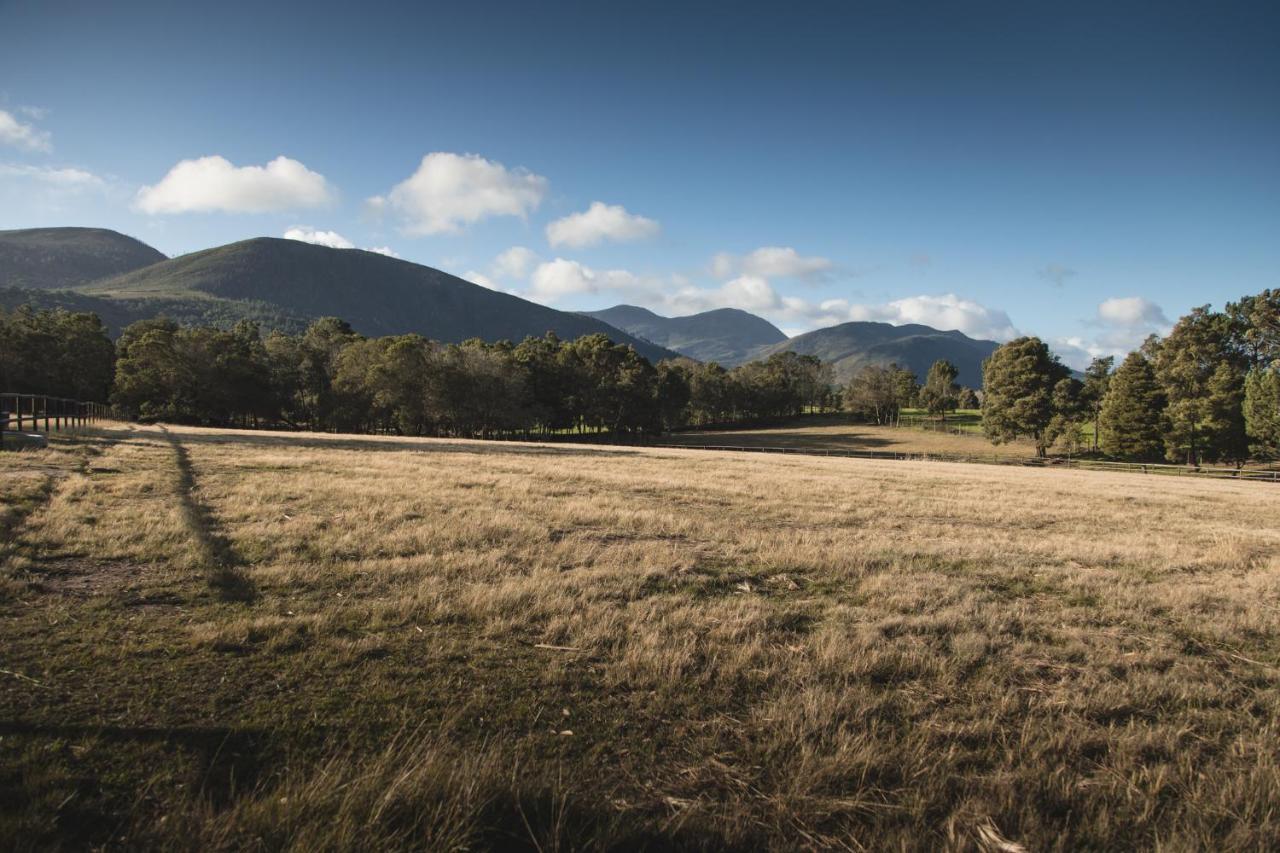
[464,270,500,289]
[528,258,656,304]
[136,155,334,214]
[283,227,402,258]
[0,163,103,189]
[0,109,51,152]
[369,152,548,236]
[283,227,354,249]
[712,246,833,281]
[1097,296,1168,328]
[492,245,539,279]
[545,201,659,248]
[666,275,784,315]
[835,294,1020,341]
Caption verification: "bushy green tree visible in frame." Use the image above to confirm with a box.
[1244,367,1280,460]
[981,337,1069,456]
[919,359,959,417]
[1098,352,1166,461]
[843,364,917,425]
[1153,306,1247,464]
[1227,288,1280,370]
[0,305,115,400]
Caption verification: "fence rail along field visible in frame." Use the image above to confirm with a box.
[0,392,112,444]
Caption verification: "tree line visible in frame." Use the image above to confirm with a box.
[974,289,1279,463]
[3,289,1277,464]
[0,309,833,438]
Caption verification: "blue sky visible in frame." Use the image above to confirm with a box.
[1,0,1277,367]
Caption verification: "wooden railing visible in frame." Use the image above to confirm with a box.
[1,393,113,443]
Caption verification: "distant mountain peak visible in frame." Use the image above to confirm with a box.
[0,227,166,290]
[580,304,787,364]
[3,230,680,362]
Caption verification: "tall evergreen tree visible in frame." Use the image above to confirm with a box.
[1153,306,1247,464]
[920,359,959,418]
[1080,356,1114,451]
[1099,352,1166,461]
[1243,367,1280,461]
[981,337,1069,456]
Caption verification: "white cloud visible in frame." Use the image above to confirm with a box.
[464,270,499,289]
[528,258,652,303]
[136,155,335,214]
[666,275,784,315]
[492,245,539,279]
[712,246,833,281]
[1051,296,1173,366]
[0,109,51,152]
[545,201,659,248]
[0,163,103,189]
[369,152,548,236]
[1097,296,1168,328]
[283,226,354,249]
[283,227,402,258]
[823,294,1019,341]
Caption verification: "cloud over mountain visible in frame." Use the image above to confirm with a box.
[546,202,659,248]
[369,152,548,236]
[136,155,334,214]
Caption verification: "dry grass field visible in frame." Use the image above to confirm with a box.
[659,416,1040,460]
[3,424,1280,850]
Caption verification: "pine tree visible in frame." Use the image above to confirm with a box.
[981,337,1069,456]
[920,360,959,418]
[1154,306,1247,464]
[1243,367,1280,460]
[1203,361,1248,464]
[1080,356,1114,450]
[1099,352,1166,461]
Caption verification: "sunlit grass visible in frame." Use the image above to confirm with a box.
[2,424,1279,850]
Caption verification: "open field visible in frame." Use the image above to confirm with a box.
[3,424,1280,850]
[659,415,1041,460]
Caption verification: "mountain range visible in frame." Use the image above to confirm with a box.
[0,229,679,364]
[1,227,1001,385]
[579,304,787,364]
[589,306,998,386]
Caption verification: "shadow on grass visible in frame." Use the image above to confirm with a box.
[158,426,256,603]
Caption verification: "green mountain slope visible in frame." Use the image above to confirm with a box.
[755,321,999,386]
[71,237,678,361]
[580,304,787,364]
[0,227,166,290]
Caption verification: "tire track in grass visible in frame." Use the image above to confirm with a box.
[158,426,256,603]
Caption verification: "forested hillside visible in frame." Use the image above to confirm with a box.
[0,227,166,290]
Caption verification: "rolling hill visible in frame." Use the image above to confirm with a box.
[52,236,677,362]
[0,227,166,290]
[580,304,787,364]
[757,321,999,386]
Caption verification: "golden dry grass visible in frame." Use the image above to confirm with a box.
[659,417,1040,459]
[3,423,1280,850]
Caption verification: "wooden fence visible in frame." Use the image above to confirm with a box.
[655,442,1280,483]
[1,393,113,443]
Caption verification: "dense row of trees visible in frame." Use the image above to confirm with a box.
[0,306,115,401]
[106,317,833,437]
[979,289,1280,464]
[4,289,1278,465]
